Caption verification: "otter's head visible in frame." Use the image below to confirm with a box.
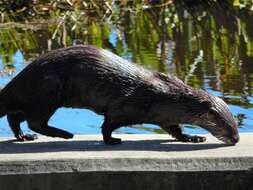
[193,94,239,145]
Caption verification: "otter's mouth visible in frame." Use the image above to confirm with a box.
[215,134,239,145]
[216,136,235,145]
[199,125,236,145]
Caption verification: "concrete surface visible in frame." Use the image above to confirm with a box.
[0,133,252,190]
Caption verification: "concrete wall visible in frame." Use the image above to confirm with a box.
[0,134,252,190]
[1,171,252,190]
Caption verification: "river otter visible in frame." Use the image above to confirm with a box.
[0,45,239,145]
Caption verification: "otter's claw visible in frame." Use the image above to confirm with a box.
[178,134,206,143]
[17,134,38,141]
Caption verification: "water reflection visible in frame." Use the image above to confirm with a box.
[0,1,253,136]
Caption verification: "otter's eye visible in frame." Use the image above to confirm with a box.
[209,108,217,115]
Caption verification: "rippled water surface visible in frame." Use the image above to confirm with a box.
[0,1,253,137]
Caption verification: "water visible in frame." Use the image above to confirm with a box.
[0,1,253,137]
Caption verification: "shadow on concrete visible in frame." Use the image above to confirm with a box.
[0,138,228,154]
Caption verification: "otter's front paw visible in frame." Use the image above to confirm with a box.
[177,134,206,143]
[17,134,38,141]
[103,137,122,145]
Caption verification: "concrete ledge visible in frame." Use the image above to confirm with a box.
[0,134,252,190]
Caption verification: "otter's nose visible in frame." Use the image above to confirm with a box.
[232,134,240,144]
[226,134,240,145]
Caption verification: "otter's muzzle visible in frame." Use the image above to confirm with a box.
[225,133,240,145]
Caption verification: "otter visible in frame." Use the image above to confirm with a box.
[0,45,239,145]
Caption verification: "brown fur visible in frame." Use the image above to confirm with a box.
[0,45,239,145]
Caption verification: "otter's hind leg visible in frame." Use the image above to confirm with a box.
[101,120,122,145]
[27,118,73,139]
[163,125,206,143]
[26,109,73,139]
[26,103,73,139]
[7,113,38,141]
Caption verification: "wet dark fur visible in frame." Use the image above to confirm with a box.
[0,45,239,144]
